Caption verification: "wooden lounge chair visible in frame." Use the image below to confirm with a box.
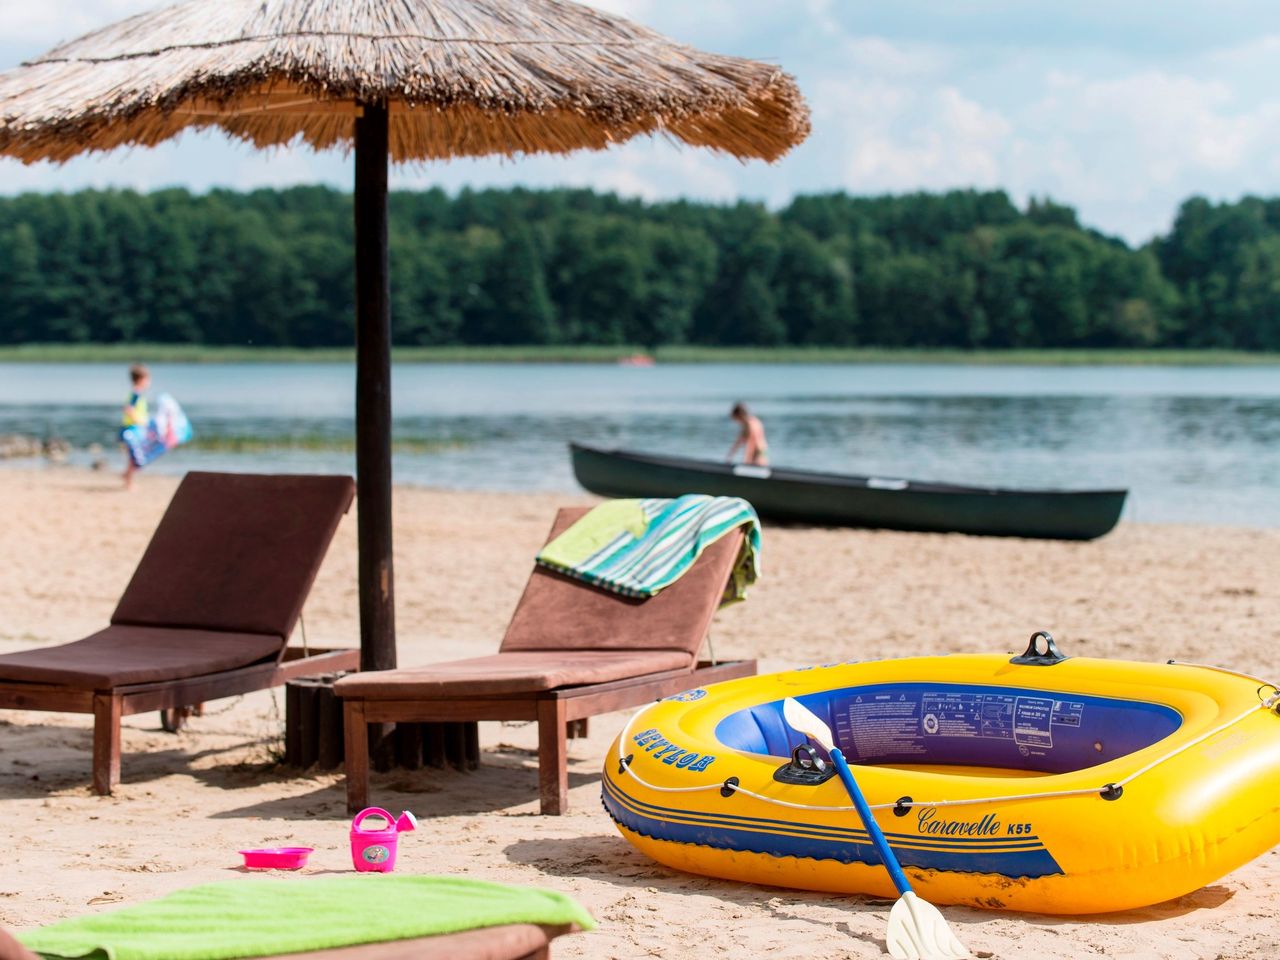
[0,471,359,795]
[1,924,575,960]
[336,506,757,815]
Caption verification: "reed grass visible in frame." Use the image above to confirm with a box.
[651,346,1280,366]
[190,434,467,454]
[2,343,1276,366]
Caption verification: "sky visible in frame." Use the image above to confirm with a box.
[2,1,1279,244]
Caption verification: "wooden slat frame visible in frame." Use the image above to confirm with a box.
[0,646,359,794]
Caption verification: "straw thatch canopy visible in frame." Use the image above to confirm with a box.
[0,0,810,165]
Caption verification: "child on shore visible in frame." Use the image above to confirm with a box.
[121,363,150,490]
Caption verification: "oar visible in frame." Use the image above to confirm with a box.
[783,698,969,960]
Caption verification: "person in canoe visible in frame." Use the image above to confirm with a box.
[728,402,769,466]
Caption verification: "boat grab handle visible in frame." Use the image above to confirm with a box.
[773,743,837,786]
[1011,630,1069,666]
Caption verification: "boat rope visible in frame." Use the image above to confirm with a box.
[613,694,1274,813]
[1107,702,1265,789]
[1261,686,1280,712]
[1165,660,1274,688]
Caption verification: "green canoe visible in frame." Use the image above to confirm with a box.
[570,444,1127,540]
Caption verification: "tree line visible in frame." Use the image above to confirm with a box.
[0,185,1276,350]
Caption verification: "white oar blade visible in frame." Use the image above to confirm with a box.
[782,697,834,751]
[887,892,969,960]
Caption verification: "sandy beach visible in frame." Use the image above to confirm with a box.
[1,466,1277,959]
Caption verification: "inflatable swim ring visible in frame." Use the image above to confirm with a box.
[602,640,1280,914]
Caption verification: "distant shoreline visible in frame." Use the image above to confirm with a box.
[1,344,1278,366]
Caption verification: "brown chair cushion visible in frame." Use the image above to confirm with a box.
[499,507,744,658]
[0,625,282,689]
[274,923,570,959]
[336,649,693,699]
[111,472,354,640]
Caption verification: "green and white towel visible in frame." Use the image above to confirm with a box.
[537,495,761,604]
[19,876,595,960]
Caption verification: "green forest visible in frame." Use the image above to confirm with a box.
[0,186,1277,350]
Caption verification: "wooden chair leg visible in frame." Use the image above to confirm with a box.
[92,692,122,795]
[344,700,371,814]
[537,699,569,816]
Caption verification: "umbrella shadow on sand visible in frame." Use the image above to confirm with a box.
[207,745,604,821]
[1,715,600,816]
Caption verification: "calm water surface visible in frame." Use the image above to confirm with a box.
[0,363,1276,527]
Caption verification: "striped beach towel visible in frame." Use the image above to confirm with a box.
[536,495,761,604]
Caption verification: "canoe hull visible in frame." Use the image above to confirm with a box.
[571,444,1126,539]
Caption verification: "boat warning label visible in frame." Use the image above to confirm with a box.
[919,692,1016,740]
[1052,700,1084,727]
[833,688,1089,761]
[842,694,926,758]
[1013,697,1054,748]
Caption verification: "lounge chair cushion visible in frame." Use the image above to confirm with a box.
[336,649,694,699]
[110,472,355,640]
[0,625,282,689]
[499,508,743,657]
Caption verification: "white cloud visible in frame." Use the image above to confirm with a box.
[1005,66,1280,238]
[392,138,742,206]
[818,74,1011,193]
[800,26,1280,241]
[841,36,951,79]
[0,0,155,46]
[585,0,656,19]
[4,2,1280,244]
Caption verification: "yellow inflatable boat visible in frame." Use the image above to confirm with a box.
[603,636,1280,914]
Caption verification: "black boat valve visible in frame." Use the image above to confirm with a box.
[1011,630,1070,666]
[773,742,837,786]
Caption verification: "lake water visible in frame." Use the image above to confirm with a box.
[0,362,1276,527]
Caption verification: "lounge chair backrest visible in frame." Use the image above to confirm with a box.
[111,472,355,641]
[499,507,743,659]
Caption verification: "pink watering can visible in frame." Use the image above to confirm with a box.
[349,807,417,873]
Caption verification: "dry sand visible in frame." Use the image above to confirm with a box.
[1,467,1277,959]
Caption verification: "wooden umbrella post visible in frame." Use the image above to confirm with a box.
[354,100,397,763]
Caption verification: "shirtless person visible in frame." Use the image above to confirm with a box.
[728,402,769,466]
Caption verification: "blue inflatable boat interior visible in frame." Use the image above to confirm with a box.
[714,682,1183,775]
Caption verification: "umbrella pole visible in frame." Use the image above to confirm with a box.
[354,100,396,683]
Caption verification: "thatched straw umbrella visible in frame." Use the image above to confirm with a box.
[0,0,810,675]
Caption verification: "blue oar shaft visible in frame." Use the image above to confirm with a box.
[830,747,912,896]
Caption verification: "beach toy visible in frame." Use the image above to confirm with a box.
[603,636,1280,915]
[349,807,417,873]
[121,393,193,468]
[239,847,314,871]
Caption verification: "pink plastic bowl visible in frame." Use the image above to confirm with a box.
[239,847,314,870]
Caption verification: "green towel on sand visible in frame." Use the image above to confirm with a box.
[20,876,595,960]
